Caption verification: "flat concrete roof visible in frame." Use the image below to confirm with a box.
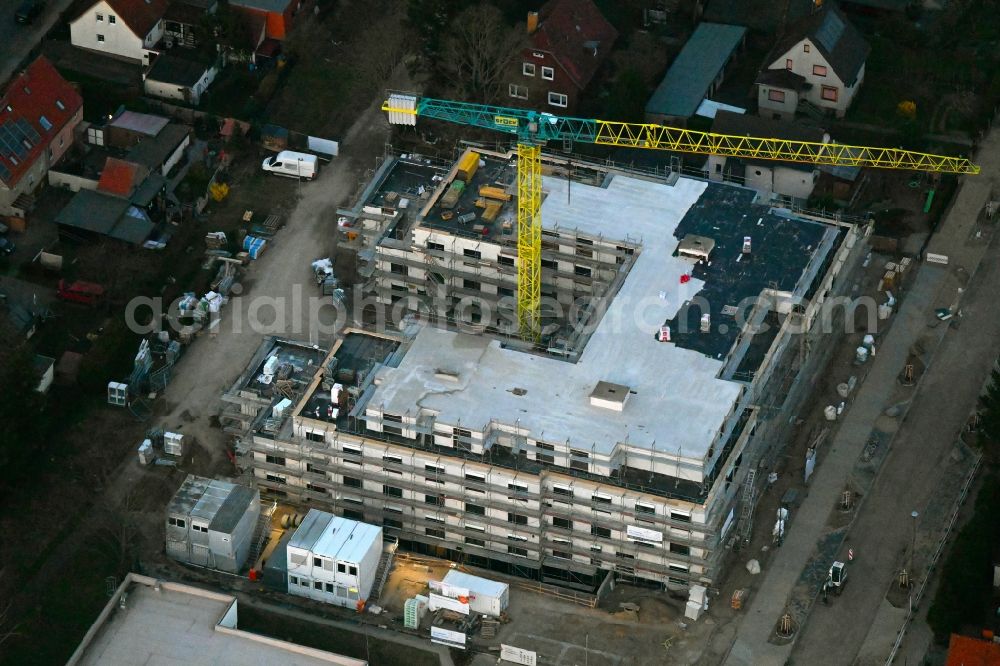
[370,174,741,459]
[70,575,362,665]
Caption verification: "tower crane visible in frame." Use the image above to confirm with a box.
[382,94,979,342]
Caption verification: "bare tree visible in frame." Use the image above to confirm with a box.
[0,573,19,648]
[93,491,143,576]
[441,4,526,104]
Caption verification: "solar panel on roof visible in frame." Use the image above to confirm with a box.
[0,163,10,182]
[0,123,26,158]
[10,119,32,147]
[815,12,845,52]
[17,118,40,143]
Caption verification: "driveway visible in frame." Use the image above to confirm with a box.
[0,0,77,83]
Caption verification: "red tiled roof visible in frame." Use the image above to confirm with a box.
[97,157,143,197]
[0,56,83,188]
[946,634,1000,666]
[76,0,169,39]
[530,0,618,90]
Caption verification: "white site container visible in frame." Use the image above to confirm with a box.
[164,431,185,457]
[138,439,155,465]
[442,570,509,618]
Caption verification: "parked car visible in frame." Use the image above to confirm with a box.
[261,151,317,180]
[15,0,45,24]
[56,279,105,305]
[0,237,15,256]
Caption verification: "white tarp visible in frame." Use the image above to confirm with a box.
[428,592,469,615]
[695,99,746,119]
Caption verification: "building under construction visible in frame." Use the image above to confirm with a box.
[230,149,868,594]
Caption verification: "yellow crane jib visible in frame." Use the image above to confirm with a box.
[382,93,980,341]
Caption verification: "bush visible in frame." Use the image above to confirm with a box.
[926,475,1000,643]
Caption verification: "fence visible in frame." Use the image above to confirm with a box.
[884,450,982,665]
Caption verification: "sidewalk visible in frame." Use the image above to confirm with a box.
[725,127,1000,665]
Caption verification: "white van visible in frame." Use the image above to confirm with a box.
[261,151,318,180]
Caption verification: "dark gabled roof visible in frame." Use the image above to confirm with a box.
[75,0,169,39]
[0,56,83,188]
[55,188,154,245]
[530,0,619,91]
[646,22,747,119]
[766,4,870,85]
[126,123,191,170]
[755,68,807,91]
[146,54,213,87]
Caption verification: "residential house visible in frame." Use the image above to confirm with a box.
[229,0,299,41]
[756,4,870,119]
[708,110,827,205]
[127,123,191,176]
[0,56,84,220]
[645,22,747,126]
[163,0,217,49]
[69,0,169,66]
[144,53,220,105]
[509,0,618,112]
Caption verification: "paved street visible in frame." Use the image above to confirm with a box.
[0,0,77,83]
[725,127,1000,665]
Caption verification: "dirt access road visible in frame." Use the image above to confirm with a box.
[156,97,391,469]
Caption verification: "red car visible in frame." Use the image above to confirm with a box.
[57,280,105,305]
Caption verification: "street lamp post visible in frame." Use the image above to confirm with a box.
[909,510,919,613]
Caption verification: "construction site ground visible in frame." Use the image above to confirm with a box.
[719,125,1000,665]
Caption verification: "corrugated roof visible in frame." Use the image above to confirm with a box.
[945,634,1000,666]
[0,56,82,187]
[530,0,618,91]
[209,485,257,533]
[55,188,155,245]
[766,4,870,85]
[645,23,747,119]
[131,171,166,206]
[109,110,169,137]
[288,510,381,563]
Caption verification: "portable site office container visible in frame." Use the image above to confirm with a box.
[285,510,383,609]
[165,474,261,573]
[441,570,510,617]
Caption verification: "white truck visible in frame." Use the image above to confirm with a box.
[261,150,318,180]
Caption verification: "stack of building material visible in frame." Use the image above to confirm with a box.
[478,185,511,201]
[456,151,480,182]
[482,201,502,222]
[440,180,465,209]
[242,235,267,259]
[205,231,227,249]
